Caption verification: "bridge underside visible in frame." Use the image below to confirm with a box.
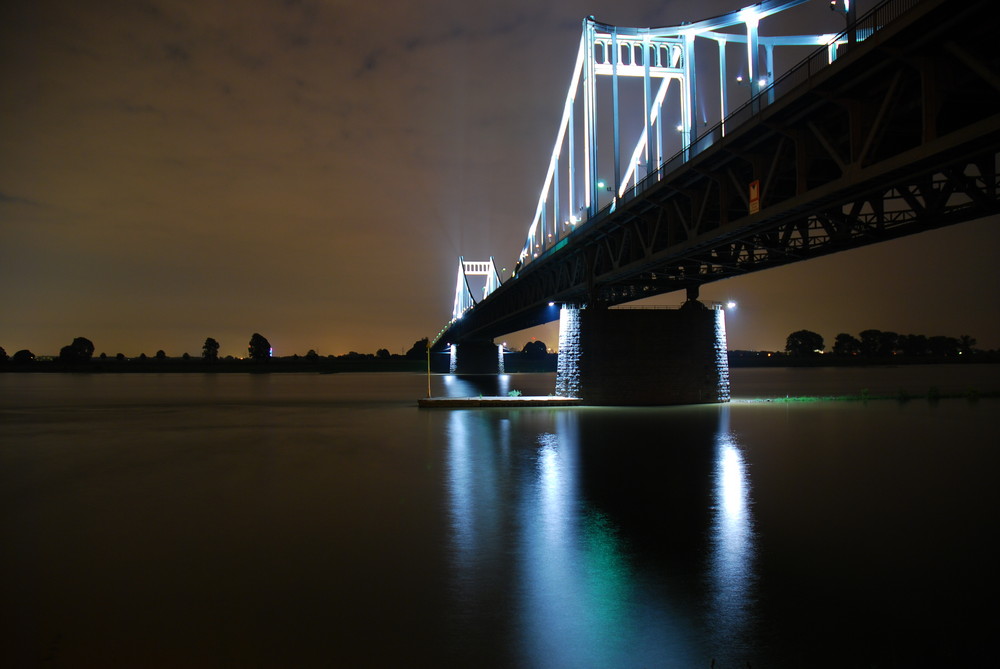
[436,0,1000,349]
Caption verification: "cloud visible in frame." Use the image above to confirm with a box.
[0,191,41,207]
[162,41,192,63]
[120,102,160,114]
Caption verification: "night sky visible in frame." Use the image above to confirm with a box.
[2,0,998,358]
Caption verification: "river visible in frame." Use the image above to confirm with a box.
[1,366,997,667]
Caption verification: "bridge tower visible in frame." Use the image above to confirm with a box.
[516,0,844,268]
[449,257,505,374]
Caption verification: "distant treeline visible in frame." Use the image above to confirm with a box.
[3,329,996,373]
[0,355,430,374]
[724,328,997,366]
[783,328,983,357]
[0,334,435,373]
[0,335,562,373]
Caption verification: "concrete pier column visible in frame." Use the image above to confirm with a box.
[450,339,504,375]
[555,306,582,397]
[555,302,730,405]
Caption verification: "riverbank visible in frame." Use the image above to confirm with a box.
[418,396,583,407]
[0,358,428,374]
[2,351,996,373]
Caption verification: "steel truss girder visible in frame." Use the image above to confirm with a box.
[436,0,1000,347]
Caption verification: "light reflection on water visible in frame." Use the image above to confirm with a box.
[5,371,997,665]
[707,407,755,654]
[445,406,755,667]
[442,373,512,398]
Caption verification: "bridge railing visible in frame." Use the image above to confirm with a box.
[751,0,919,119]
[531,0,925,262]
[609,303,726,311]
[678,0,923,179]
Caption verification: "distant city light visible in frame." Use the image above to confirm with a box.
[726,301,737,309]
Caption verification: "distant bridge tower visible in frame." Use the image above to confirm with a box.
[452,257,502,322]
[447,257,505,374]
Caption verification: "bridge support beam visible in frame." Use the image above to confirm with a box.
[449,340,504,375]
[556,302,730,405]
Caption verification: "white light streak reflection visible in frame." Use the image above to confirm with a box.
[515,413,683,668]
[446,410,510,602]
[707,406,756,651]
[444,409,732,666]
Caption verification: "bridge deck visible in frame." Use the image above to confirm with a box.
[437,0,1000,349]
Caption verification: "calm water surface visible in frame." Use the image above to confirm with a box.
[2,367,998,667]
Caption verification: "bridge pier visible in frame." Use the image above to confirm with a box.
[556,302,730,405]
[449,339,504,375]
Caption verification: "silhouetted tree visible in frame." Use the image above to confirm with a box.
[12,349,34,364]
[832,333,861,356]
[116,353,125,361]
[305,349,319,360]
[521,340,548,358]
[0,346,7,363]
[785,330,824,356]
[248,333,271,361]
[405,338,428,360]
[897,334,929,357]
[76,337,94,357]
[856,329,900,356]
[859,329,882,357]
[203,337,220,361]
[927,335,959,357]
[155,350,166,360]
[59,336,95,363]
[182,352,191,360]
[376,348,391,360]
[876,331,899,357]
[958,334,977,355]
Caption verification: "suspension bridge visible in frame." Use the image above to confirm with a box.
[431,0,1000,404]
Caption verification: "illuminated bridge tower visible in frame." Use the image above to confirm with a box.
[448,257,506,374]
[437,0,876,403]
[515,0,848,266]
